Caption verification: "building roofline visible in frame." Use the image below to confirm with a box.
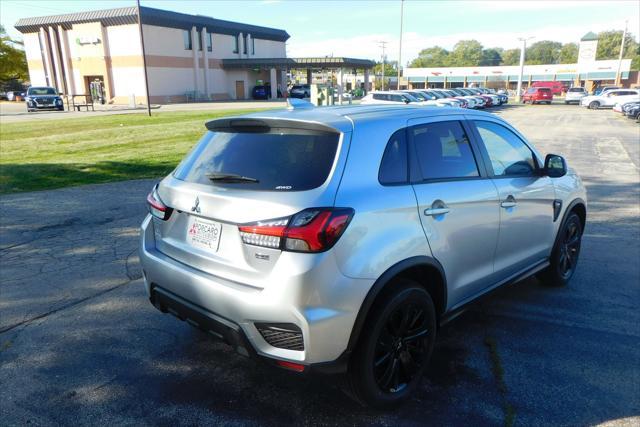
[14,5,289,42]
[580,31,598,41]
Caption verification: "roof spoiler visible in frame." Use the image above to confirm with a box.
[205,117,340,134]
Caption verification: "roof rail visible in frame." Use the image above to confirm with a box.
[287,98,314,110]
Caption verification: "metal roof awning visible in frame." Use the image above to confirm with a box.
[222,57,376,70]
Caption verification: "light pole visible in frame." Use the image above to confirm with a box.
[378,40,387,90]
[136,0,151,116]
[615,21,628,86]
[515,36,534,103]
[397,0,404,90]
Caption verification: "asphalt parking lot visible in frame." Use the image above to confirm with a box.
[1,103,639,426]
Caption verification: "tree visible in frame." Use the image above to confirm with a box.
[596,30,639,60]
[447,40,484,66]
[525,40,562,65]
[0,25,28,85]
[410,46,449,67]
[558,43,578,63]
[480,48,503,66]
[501,48,521,65]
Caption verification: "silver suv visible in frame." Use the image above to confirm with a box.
[140,103,586,407]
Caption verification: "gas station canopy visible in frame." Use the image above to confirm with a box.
[222,57,376,70]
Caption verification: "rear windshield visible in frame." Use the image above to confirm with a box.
[568,88,584,92]
[538,88,551,92]
[173,129,340,191]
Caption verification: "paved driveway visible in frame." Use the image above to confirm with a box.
[1,104,638,426]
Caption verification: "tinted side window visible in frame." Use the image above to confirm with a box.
[373,93,386,101]
[474,121,536,176]
[391,94,404,102]
[412,121,479,180]
[379,129,408,185]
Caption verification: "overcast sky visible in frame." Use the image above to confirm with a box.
[2,0,638,64]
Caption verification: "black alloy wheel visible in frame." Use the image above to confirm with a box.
[346,280,436,407]
[558,214,582,280]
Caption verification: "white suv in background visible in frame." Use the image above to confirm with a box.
[565,87,588,104]
[580,89,640,109]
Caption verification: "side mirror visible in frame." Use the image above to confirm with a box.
[544,154,567,178]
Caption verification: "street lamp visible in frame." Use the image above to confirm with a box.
[515,36,534,103]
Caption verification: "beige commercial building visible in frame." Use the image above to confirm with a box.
[15,6,292,103]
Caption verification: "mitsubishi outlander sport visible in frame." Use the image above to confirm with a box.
[140,102,586,407]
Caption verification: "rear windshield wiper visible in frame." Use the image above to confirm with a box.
[206,172,259,183]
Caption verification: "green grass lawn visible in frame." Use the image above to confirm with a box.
[0,109,270,194]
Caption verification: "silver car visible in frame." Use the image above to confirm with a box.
[140,102,587,407]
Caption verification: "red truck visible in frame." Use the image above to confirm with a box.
[531,81,567,95]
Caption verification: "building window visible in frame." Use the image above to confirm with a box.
[233,34,239,53]
[197,30,202,51]
[243,34,248,54]
[251,37,255,55]
[183,30,192,50]
[206,32,212,52]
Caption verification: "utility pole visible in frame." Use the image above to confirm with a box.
[615,21,628,86]
[378,40,387,90]
[397,0,404,90]
[136,0,151,116]
[516,36,534,103]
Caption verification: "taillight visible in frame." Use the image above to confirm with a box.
[146,185,172,220]
[238,208,354,253]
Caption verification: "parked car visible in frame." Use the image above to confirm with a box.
[593,86,620,96]
[624,103,640,121]
[402,90,458,107]
[140,102,587,408]
[580,89,640,109]
[522,87,553,104]
[289,84,310,99]
[251,85,269,100]
[361,91,443,106]
[565,87,588,104]
[615,101,639,116]
[532,81,566,95]
[449,88,486,108]
[25,86,64,112]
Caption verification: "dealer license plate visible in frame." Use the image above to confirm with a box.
[187,216,222,252]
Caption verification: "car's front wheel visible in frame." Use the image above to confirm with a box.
[589,101,600,109]
[346,279,436,408]
[539,212,583,287]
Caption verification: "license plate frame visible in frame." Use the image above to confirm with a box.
[187,216,222,252]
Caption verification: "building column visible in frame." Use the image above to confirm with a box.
[269,67,277,99]
[39,27,55,88]
[57,26,75,95]
[191,26,199,98]
[246,33,252,56]
[306,68,312,85]
[238,32,244,58]
[202,27,210,99]
[337,68,344,104]
[280,68,287,98]
[364,69,370,94]
[47,26,64,92]
[443,76,447,88]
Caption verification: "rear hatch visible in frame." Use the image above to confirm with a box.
[151,117,350,288]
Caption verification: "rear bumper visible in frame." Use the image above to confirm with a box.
[139,215,372,370]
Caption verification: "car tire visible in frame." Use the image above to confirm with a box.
[538,212,583,287]
[345,279,436,408]
[589,101,600,110]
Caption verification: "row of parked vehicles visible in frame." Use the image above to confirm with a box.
[361,87,508,109]
[560,85,640,121]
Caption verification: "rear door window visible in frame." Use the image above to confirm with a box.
[411,121,479,180]
[174,128,339,191]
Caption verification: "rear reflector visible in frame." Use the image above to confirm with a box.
[276,360,306,372]
[238,208,354,253]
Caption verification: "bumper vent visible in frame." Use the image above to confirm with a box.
[256,323,304,351]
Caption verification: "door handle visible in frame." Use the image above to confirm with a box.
[424,207,450,216]
[501,195,517,209]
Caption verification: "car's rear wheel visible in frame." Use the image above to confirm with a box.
[589,101,600,109]
[539,212,583,287]
[346,279,436,408]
